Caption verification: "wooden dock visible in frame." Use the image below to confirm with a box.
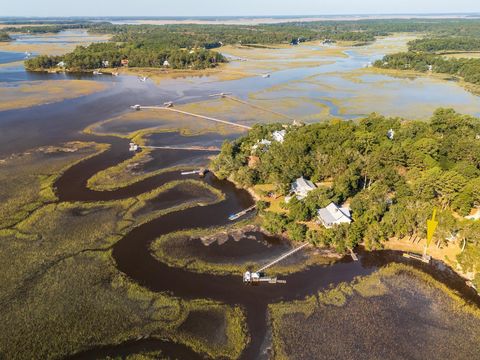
[403,252,431,263]
[143,145,221,152]
[139,106,252,130]
[257,243,308,272]
[228,205,256,221]
[348,248,358,261]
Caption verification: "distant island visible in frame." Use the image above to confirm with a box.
[0,32,11,41]
[374,36,480,90]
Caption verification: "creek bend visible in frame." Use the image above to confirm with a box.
[53,135,480,360]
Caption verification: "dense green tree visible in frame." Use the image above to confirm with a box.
[286,222,307,242]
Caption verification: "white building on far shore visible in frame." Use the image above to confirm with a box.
[317,202,352,228]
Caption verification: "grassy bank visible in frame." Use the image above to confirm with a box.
[151,221,336,277]
[0,80,109,111]
[0,142,108,229]
[269,263,480,360]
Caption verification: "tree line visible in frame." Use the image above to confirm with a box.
[211,109,480,287]
[408,37,480,53]
[24,42,226,71]
[374,52,480,85]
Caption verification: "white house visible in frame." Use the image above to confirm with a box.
[163,60,170,67]
[272,129,286,143]
[56,61,66,67]
[251,139,272,152]
[290,177,316,200]
[317,202,352,228]
[251,130,285,152]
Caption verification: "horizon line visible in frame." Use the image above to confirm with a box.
[2,12,480,19]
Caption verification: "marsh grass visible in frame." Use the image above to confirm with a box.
[125,180,224,226]
[173,302,249,359]
[0,190,246,359]
[269,263,480,360]
[86,128,238,191]
[151,223,333,276]
[0,248,247,359]
[0,80,108,111]
[0,142,107,229]
[85,109,242,139]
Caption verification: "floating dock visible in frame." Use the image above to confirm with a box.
[228,205,256,221]
[243,243,308,285]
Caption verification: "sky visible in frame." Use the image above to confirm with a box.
[2,0,480,17]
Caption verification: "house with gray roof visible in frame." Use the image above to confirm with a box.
[317,202,352,228]
[290,176,316,200]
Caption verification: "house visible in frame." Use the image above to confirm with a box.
[251,139,272,152]
[163,60,170,67]
[317,202,352,228]
[56,61,66,67]
[251,130,285,152]
[291,177,316,200]
[121,59,129,66]
[272,130,286,143]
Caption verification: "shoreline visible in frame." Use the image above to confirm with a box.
[366,66,480,96]
[218,171,478,293]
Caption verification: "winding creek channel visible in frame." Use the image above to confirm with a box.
[51,135,480,359]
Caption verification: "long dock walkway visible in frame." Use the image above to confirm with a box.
[139,106,252,130]
[223,95,296,121]
[257,243,308,272]
[143,145,221,152]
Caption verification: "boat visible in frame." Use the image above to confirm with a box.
[93,70,103,75]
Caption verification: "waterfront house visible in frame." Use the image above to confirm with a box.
[252,130,286,152]
[272,130,286,143]
[251,139,272,152]
[290,177,316,200]
[163,60,170,67]
[317,202,352,228]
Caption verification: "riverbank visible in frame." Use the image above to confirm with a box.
[367,66,480,96]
